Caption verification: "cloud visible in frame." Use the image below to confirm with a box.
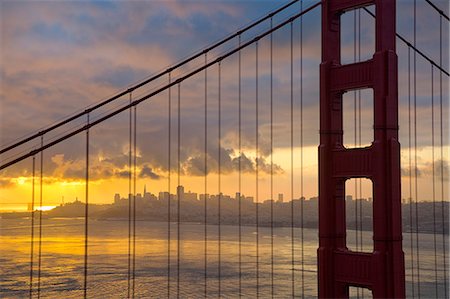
[139,165,161,179]
[0,178,15,188]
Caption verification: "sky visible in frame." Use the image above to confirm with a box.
[0,0,448,211]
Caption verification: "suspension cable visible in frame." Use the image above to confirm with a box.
[353,12,359,277]
[238,34,242,298]
[413,2,422,294]
[204,53,208,298]
[37,135,43,299]
[255,41,260,299]
[29,155,36,298]
[167,73,172,298]
[431,64,438,297]
[425,0,449,21]
[177,82,181,298]
[128,93,133,299]
[290,21,295,298]
[83,113,90,299]
[408,46,416,299]
[132,104,137,298]
[270,17,275,299]
[218,61,222,298]
[439,14,448,298]
[361,7,449,77]
[299,2,305,297]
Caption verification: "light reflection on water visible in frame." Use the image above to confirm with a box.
[0,218,447,298]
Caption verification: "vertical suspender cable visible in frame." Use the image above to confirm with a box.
[29,156,36,298]
[37,135,43,299]
[353,11,359,269]
[255,41,260,299]
[357,10,363,298]
[299,3,305,297]
[407,46,415,299]
[132,104,137,298]
[431,64,438,297]
[168,73,172,299]
[439,15,448,298]
[218,61,222,298]
[238,35,242,298]
[269,17,274,299]
[358,8,363,262]
[128,93,133,299]
[84,113,90,299]
[413,1,421,294]
[290,21,295,298]
[205,54,210,298]
[177,83,181,299]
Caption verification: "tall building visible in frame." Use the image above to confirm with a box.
[177,185,184,199]
[277,193,284,203]
[114,193,121,204]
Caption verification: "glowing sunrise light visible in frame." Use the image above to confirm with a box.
[16,177,27,185]
[36,206,56,211]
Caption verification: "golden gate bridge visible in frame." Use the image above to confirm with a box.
[0,0,448,298]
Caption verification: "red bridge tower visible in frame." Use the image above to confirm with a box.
[318,0,405,297]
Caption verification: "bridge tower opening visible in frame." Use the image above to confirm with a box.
[319,0,406,298]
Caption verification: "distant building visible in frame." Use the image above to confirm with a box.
[114,193,121,204]
[184,190,198,201]
[177,185,184,199]
[199,194,209,201]
[277,193,284,203]
[243,196,254,203]
[159,192,170,201]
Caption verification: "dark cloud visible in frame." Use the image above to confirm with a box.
[139,165,160,180]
